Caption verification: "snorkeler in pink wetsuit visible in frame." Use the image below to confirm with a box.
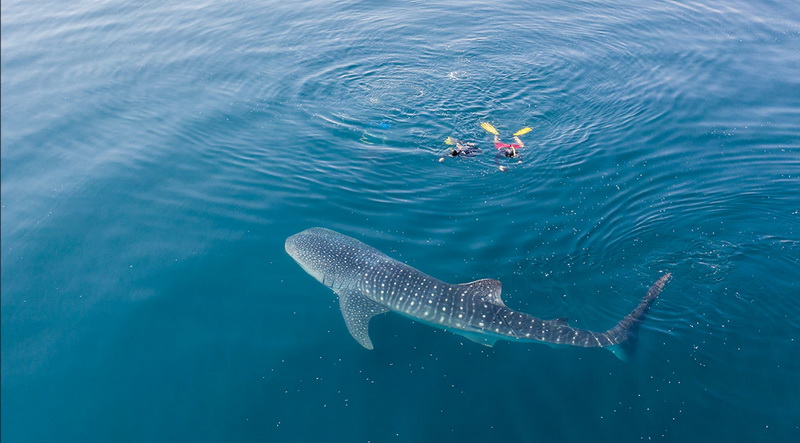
[494,134,524,172]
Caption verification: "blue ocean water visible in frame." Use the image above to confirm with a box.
[2,0,799,441]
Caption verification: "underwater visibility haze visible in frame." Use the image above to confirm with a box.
[2,0,800,442]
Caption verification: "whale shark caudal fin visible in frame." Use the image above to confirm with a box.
[604,273,672,361]
[336,289,389,350]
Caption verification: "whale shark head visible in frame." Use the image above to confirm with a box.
[285,228,327,283]
[285,227,374,290]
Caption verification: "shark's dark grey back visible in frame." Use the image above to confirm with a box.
[285,227,393,291]
[286,227,670,357]
[286,227,454,349]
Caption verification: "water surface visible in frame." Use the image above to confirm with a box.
[2,0,799,441]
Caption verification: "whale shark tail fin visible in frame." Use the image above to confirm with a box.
[604,273,672,361]
[606,343,632,362]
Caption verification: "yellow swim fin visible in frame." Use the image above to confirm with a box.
[513,127,532,136]
[445,137,455,145]
[480,122,499,135]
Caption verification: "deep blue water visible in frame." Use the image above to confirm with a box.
[2,0,800,441]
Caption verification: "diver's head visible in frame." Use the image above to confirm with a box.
[450,149,459,157]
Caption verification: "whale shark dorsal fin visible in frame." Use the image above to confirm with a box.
[459,278,505,307]
[336,289,389,350]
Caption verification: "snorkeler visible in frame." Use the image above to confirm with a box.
[481,122,531,172]
[438,137,482,162]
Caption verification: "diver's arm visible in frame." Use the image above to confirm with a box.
[494,151,508,172]
[494,151,504,165]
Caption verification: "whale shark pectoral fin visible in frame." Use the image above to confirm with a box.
[336,290,389,350]
[459,278,505,306]
[457,331,499,347]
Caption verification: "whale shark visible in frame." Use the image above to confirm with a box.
[285,227,670,358]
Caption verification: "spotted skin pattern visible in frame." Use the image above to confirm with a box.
[286,228,670,352]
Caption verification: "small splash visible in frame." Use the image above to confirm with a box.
[447,70,467,80]
[660,238,740,285]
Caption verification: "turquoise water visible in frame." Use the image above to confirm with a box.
[2,0,799,441]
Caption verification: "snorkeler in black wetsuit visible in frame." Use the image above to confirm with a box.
[438,138,482,162]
